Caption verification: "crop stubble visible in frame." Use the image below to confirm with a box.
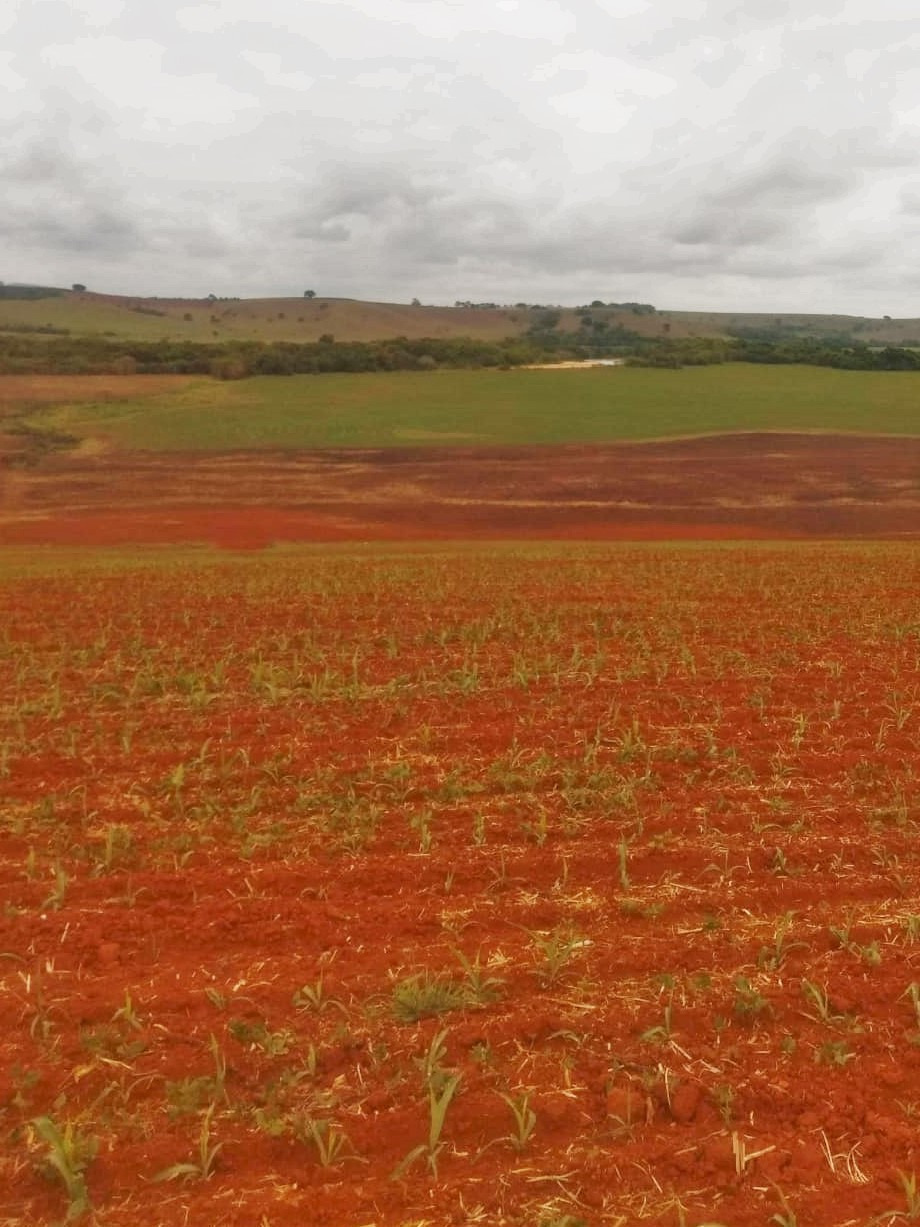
[1,544,919,1225]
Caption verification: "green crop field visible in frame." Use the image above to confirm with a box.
[21,363,920,452]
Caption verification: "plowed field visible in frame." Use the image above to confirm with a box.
[4,433,920,546]
[2,545,920,1226]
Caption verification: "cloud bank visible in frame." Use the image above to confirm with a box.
[3,0,920,312]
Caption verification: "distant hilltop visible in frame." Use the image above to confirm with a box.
[1,284,918,347]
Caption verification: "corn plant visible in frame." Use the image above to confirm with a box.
[499,1091,537,1151]
[154,1103,223,1182]
[801,980,847,1025]
[31,1116,97,1221]
[527,925,587,986]
[453,947,504,1007]
[296,1117,356,1167]
[391,1070,463,1180]
[292,976,348,1016]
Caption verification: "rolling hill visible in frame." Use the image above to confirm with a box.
[2,285,919,346]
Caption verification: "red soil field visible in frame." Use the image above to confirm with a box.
[1,546,919,1225]
[3,433,920,547]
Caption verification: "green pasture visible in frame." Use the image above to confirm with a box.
[23,363,920,451]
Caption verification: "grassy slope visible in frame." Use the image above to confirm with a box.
[29,364,920,451]
[5,291,920,345]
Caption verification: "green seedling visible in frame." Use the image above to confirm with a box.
[527,925,587,986]
[414,1028,451,1088]
[31,1116,97,1221]
[392,1071,463,1180]
[112,990,144,1031]
[42,862,69,911]
[453,947,504,1006]
[815,1040,855,1066]
[392,971,466,1023]
[409,808,433,853]
[618,837,630,890]
[639,994,673,1044]
[297,1117,356,1167]
[711,1083,735,1125]
[292,976,348,1016]
[801,980,848,1025]
[757,912,806,970]
[228,1018,293,1055]
[897,1170,920,1219]
[902,983,920,1031]
[733,976,772,1022]
[154,1103,223,1182]
[499,1091,537,1151]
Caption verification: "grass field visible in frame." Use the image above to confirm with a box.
[21,363,920,452]
[5,290,920,345]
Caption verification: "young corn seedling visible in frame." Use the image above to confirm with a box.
[292,976,348,1016]
[618,837,630,890]
[297,1117,357,1167]
[42,862,70,911]
[896,1170,920,1219]
[453,947,504,1007]
[757,912,806,971]
[528,925,587,987]
[391,1070,463,1180]
[31,1116,97,1221]
[801,980,848,1025]
[154,1103,223,1182]
[733,976,772,1023]
[639,993,674,1044]
[499,1091,537,1151]
[901,983,920,1043]
[815,1040,855,1067]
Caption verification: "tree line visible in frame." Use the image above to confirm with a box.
[1,328,918,377]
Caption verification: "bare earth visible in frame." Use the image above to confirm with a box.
[2,433,920,546]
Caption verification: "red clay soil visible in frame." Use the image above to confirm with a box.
[3,433,920,546]
[1,547,920,1226]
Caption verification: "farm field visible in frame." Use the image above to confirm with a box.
[4,366,920,546]
[2,542,920,1226]
[12,366,920,452]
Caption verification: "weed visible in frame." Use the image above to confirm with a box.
[392,971,466,1023]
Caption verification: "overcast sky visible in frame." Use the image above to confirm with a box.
[3,0,920,313]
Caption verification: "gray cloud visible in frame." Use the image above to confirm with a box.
[2,0,920,313]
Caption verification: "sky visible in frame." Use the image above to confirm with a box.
[3,0,920,314]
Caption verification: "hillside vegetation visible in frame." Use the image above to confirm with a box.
[2,286,919,346]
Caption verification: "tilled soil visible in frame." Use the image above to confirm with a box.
[3,433,920,545]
